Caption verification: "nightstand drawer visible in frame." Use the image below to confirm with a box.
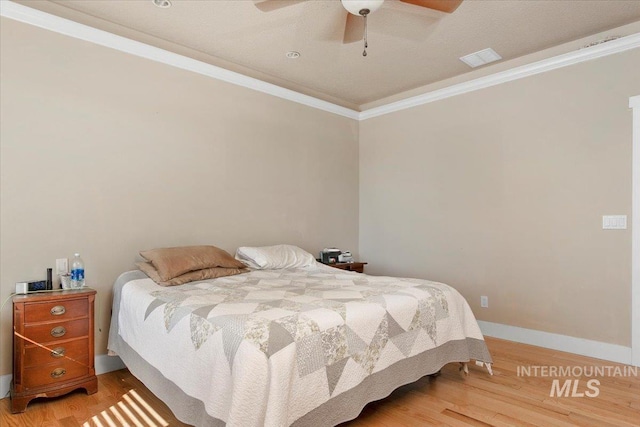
[23,356,90,389]
[23,338,89,367]
[24,298,88,323]
[325,262,367,273]
[23,318,89,343]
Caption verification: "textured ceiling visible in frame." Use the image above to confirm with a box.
[14,0,640,110]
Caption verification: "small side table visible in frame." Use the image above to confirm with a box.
[323,262,367,273]
[11,289,98,413]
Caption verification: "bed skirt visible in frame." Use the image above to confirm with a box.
[109,332,490,427]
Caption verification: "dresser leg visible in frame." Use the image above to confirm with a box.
[84,376,98,395]
[10,394,32,414]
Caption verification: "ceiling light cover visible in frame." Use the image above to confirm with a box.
[459,48,502,68]
[152,0,171,9]
[341,0,384,16]
[286,51,301,59]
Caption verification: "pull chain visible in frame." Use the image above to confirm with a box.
[359,8,370,57]
[363,13,368,56]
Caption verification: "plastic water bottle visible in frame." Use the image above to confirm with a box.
[70,253,85,288]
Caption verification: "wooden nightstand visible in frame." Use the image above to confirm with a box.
[325,262,368,273]
[11,289,98,413]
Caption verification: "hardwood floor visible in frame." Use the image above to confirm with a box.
[1,337,639,426]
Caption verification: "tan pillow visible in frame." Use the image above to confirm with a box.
[140,245,246,281]
[137,262,246,286]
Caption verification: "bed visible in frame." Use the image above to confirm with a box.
[108,260,492,426]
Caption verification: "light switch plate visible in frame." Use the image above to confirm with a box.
[602,215,627,230]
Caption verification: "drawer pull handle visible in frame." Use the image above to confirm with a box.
[50,305,66,316]
[50,326,66,337]
[51,347,66,358]
[50,368,66,379]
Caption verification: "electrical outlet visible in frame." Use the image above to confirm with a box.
[480,296,489,308]
[56,258,68,275]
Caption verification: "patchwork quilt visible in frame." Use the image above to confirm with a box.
[111,264,491,426]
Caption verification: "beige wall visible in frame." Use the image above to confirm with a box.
[360,49,639,347]
[0,18,359,376]
[1,14,637,382]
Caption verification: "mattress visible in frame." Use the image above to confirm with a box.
[107,264,492,426]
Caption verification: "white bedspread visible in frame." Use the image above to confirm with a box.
[114,263,490,426]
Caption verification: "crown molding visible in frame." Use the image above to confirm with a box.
[1,1,639,122]
[359,32,640,120]
[0,1,360,120]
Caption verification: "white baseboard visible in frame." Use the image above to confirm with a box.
[478,320,633,365]
[1,373,11,400]
[0,354,125,400]
[95,353,125,375]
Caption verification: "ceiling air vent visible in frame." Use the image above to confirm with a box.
[459,48,502,68]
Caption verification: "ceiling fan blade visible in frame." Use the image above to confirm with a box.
[343,12,364,44]
[254,0,305,12]
[398,0,463,14]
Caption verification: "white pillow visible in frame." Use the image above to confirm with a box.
[235,245,316,269]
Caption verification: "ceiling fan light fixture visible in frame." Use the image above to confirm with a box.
[341,0,384,16]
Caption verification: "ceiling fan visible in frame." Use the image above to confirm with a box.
[255,0,463,56]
